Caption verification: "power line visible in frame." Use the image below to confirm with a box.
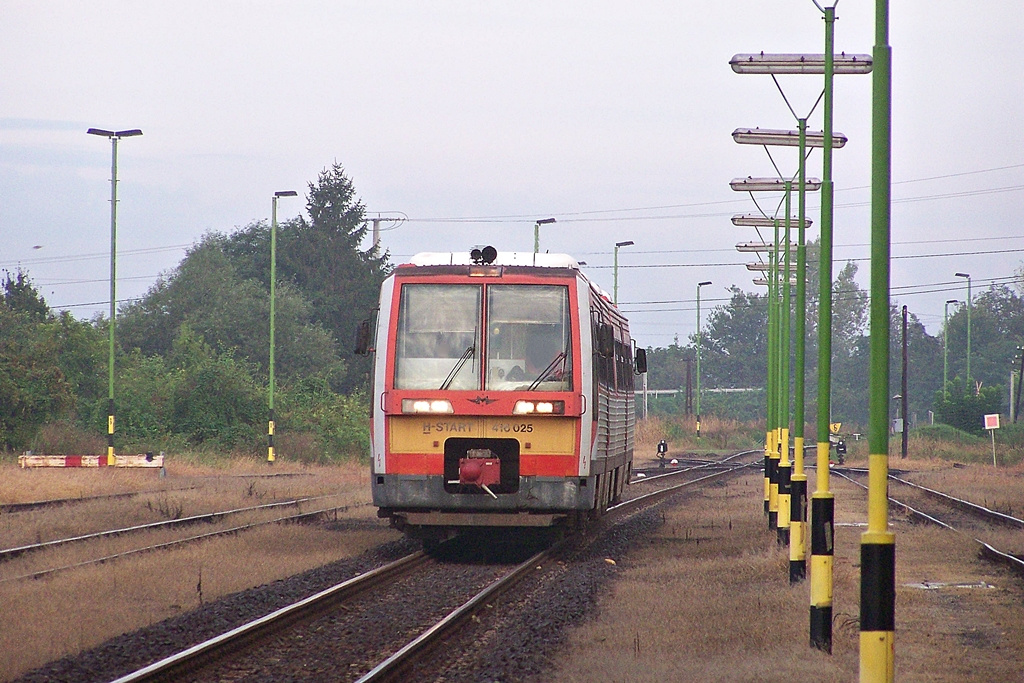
[1,243,191,269]
[403,163,1024,225]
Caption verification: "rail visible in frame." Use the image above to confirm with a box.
[108,551,430,683]
[834,470,1024,577]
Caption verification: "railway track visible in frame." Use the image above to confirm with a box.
[0,487,197,514]
[104,450,758,683]
[834,469,1024,577]
[0,494,344,563]
[0,505,353,583]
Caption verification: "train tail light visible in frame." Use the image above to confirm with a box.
[513,400,565,415]
[402,399,454,414]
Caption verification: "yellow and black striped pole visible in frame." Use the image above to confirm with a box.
[765,254,776,517]
[776,186,794,547]
[767,217,782,531]
[789,121,809,583]
[811,3,841,651]
[860,1,895,679]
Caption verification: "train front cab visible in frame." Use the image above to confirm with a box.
[368,254,638,540]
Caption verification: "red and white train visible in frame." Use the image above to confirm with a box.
[361,247,645,543]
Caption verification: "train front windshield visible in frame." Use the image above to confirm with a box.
[393,283,571,391]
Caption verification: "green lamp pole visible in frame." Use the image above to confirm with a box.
[862,0,895,678]
[944,299,960,398]
[613,240,634,305]
[737,237,779,517]
[695,280,712,444]
[792,121,809,583]
[87,127,143,467]
[534,217,556,254]
[268,190,298,464]
[733,17,872,653]
[731,187,817,533]
[955,272,972,385]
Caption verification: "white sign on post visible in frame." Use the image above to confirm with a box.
[984,413,1000,466]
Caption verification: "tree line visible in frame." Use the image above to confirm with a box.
[5,166,1023,454]
[643,245,1024,437]
[1,164,389,460]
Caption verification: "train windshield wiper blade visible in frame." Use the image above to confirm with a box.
[527,351,567,391]
[440,346,475,390]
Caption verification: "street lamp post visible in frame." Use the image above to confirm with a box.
[695,281,712,444]
[733,208,813,535]
[613,240,634,305]
[733,110,846,581]
[862,1,896,678]
[733,32,873,654]
[87,127,143,466]
[944,299,961,398]
[534,217,556,254]
[955,272,972,385]
[268,190,299,464]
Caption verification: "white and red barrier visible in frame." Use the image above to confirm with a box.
[18,453,165,469]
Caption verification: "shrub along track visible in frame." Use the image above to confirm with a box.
[32,451,755,683]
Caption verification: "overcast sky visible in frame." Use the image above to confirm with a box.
[2,1,1022,347]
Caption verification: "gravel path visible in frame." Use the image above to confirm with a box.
[11,535,419,683]
[13,487,705,683]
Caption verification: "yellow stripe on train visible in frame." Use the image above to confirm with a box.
[388,415,578,455]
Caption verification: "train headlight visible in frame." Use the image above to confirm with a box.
[402,399,454,414]
[513,400,564,415]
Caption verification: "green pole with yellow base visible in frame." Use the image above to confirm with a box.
[811,3,838,652]
[767,218,781,531]
[860,0,895,679]
[790,121,808,583]
[776,184,793,547]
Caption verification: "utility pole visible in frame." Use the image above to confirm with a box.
[367,216,402,250]
[901,305,908,459]
[1015,348,1024,423]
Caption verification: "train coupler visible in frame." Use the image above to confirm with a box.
[447,455,501,499]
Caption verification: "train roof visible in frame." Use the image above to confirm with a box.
[408,251,579,269]
[399,251,617,308]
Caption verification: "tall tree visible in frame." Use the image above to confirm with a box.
[225,163,391,391]
[942,282,1024,408]
[118,236,342,382]
[0,282,74,448]
[3,269,49,319]
[701,286,768,389]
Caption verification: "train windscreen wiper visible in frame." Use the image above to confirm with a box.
[527,351,567,391]
[440,345,475,390]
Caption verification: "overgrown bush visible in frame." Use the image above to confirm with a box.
[276,380,370,461]
[933,377,1003,435]
[30,421,105,455]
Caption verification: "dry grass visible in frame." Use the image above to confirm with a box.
[634,416,764,464]
[553,471,1024,682]
[0,460,369,549]
[0,459,399,681]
